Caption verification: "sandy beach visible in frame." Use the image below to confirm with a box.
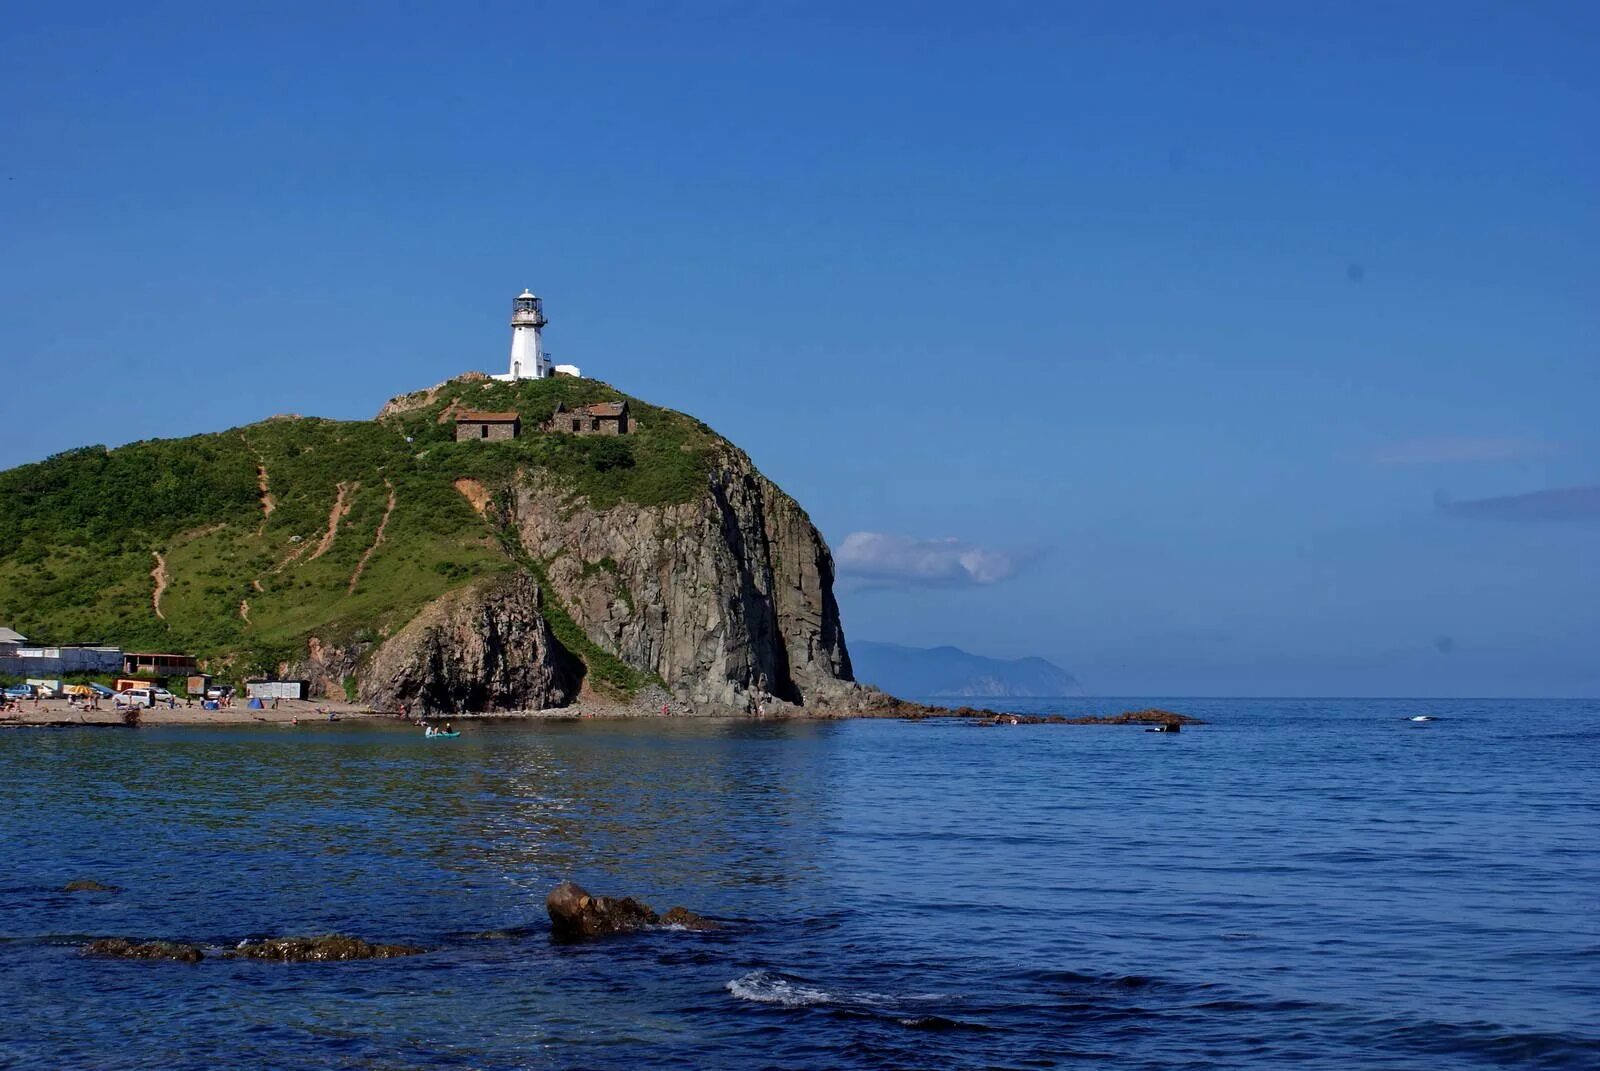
[0,682,787,727]
[1,698,389,729]
[0,694,677,728]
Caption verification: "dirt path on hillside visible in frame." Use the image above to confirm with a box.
[273,539,312,573]
[348,481,396,594]
[151,552,169,619]
[310,481,358,560]
[255,462,275,534]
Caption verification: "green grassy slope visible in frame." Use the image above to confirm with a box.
[0,376,721,684]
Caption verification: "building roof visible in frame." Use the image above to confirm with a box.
[454,410,521,423]
[581,402,627,418]
[0,628,26,644]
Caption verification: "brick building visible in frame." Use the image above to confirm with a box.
[454,410,522,442]
[545,401,630,436]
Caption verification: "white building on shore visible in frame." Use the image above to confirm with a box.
[492,290,581,381]
[0,628,123,675]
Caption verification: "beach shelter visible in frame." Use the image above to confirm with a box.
[248,697,264,710]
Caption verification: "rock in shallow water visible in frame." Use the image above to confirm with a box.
[83,938,204,963]
[225,935,425,961]
[546,881,717,938]
[63,879,119,892]
[968,708,1202,727]
[659,905,714,929]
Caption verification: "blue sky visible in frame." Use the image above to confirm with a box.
[3,2,1596,696]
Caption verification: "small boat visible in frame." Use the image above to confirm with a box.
[424,726,461,738]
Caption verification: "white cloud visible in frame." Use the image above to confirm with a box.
[836,532,1019,587]
[1371,435,1556,466]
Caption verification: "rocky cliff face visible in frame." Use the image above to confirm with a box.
[276,377,861,714]
[358,573,582,714]
[496,444,854,710]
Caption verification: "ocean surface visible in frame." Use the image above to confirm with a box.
[1,698,1596,1070]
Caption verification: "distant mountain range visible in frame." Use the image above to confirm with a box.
[851,641,1080,698]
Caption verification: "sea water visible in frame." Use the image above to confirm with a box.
[0,698,1596,1069]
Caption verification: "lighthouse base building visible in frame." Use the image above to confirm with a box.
[492,289,581,381]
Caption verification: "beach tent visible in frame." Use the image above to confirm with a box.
[248,697,264,710]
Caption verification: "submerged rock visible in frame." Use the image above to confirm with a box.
[546,881,718,938]
[63,879,119,893]
[83,938,203,963]
[659,905,714,929]
[225,935,425,961]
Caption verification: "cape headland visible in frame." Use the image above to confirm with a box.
[0,374,870,717]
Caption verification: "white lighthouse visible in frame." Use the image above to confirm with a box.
[494,289,551,380]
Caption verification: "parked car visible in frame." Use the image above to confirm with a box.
[205,686,234,700]
[88,683,114,697]
[152,688,175,703]
[3,685,33,700]
[120,687,156,708]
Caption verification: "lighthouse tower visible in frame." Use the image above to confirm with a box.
[495,289,551,380]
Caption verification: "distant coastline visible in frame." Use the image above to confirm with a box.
[850,641,1081,698]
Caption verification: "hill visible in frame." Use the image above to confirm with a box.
[0,375,857,713]
[850,641,1079,698]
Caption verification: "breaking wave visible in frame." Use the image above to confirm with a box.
[726,969,835,1007]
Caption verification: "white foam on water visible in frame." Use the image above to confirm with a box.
[726,970,834,1007]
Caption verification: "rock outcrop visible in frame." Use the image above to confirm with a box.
[965,708,1203,727]
[546,880,717,938]
[508,446,854,710]
[287,634,371,702]
[279,435,863,716]
[359,574,582,715]
[83,938,204,963]
[225,935,424,961]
